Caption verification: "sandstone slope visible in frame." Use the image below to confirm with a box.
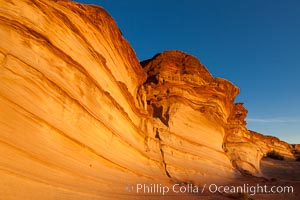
[0,0,297,199]
[225,103,295,176]
[0,0,163,199]
[141,51,240,182]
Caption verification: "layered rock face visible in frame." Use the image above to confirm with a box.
[0,0,164,199]
[0,0,296,199]
[140,51,240,182]
[249,131,295,159]
[225,103,264,175]
[294,144,300,152]
[140,52,295,178]
[225,103,295,175]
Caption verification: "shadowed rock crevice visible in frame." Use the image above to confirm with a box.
[152,105,170,127]
[155,129,172,178]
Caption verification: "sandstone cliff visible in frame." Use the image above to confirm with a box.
[140,51,240,182]
[0,0,296,199]
[225,103,294,176]
[0,0,162,199]
[140,51,295,178]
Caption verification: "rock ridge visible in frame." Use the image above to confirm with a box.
[140,50,296,177]
[0,0,297,199]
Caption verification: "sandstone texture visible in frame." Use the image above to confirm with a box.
[141,51,240,182]
[0,0,297,199]
[225,103,295,176]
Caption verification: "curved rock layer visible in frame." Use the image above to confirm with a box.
[141,51,240,182]
[224,103,295,175]
[0,0,163,199]
[140,51,295,177]
[0,0,296,199]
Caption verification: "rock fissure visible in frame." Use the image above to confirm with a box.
[155,129,172,178]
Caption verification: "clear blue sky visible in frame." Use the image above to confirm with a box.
[77,0,300,144]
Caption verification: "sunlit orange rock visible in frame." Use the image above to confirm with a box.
[0,0,297,199]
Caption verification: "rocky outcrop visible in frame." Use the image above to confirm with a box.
[0,0,162,199]
[224,103,264,175]
[0,0,297,199]
[294,144,300,152]
[225,103,295,175]
[250,130,295,159]
[140,51,240,183]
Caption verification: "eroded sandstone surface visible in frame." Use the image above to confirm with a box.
[225,103,295,176]
[0,0,297,199]
[141,51,240,182]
